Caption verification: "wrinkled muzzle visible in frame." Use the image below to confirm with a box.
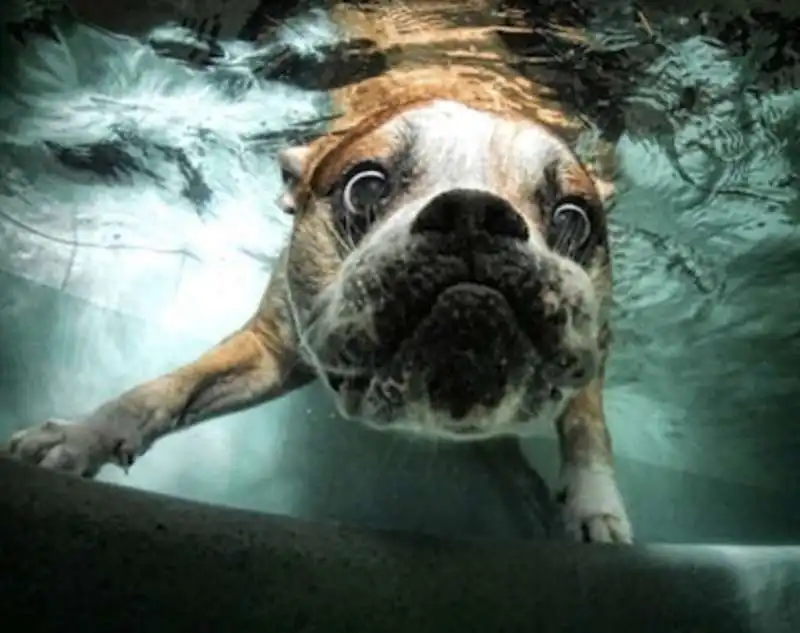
[302,188,601,436]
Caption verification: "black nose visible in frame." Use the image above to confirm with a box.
[411,189,529,241]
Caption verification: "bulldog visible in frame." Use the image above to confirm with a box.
[5,1,632,543]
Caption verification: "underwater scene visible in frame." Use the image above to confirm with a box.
[1,0,799,544]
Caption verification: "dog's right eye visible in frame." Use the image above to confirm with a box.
[337,161,392,242]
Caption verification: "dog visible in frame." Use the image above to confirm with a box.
[4,0,632,544]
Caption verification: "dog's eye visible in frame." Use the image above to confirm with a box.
[338,162,391,242]
[343,164,390,215]
[548,199,592,255]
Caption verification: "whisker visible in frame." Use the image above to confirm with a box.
[552,224,584,255]
[324,213,354,255]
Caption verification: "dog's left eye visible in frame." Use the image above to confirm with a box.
[548,199,592,255]
[343,163,391,214]
[337,162,391,242]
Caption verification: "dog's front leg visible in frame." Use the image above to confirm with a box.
[5,280,312,477]
[554,377,633,543]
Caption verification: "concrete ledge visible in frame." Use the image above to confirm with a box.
[0,457,774,633]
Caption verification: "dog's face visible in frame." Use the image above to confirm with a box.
[279,99,611,440]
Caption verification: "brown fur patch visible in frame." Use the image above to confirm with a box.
[291,1,611,217]
[306,129,397,197]
[560,162,603,205]
[326,1,583,134]
[556,377,613,465]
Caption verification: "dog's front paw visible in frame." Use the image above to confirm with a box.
[5,419,134,477]
[557,464,633,544]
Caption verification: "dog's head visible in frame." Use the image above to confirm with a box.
[278,99,611,440]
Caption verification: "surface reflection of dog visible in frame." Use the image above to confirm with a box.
[6,1,632,543]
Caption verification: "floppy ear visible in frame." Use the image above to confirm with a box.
[276,145,311,215]
[593,176,614,203]
[589,145,616,205]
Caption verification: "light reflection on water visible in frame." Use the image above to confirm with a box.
[0,2,798,543]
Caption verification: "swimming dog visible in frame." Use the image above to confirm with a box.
[5,0,631,543]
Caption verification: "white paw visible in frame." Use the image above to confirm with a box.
[556,463,633,544]
[5,419,133,477]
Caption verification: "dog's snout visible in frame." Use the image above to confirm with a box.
[411,189,529,241]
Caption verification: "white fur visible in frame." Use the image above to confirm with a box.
[358,385,576,443]
[363,100,569,251]
[559,462,633,543]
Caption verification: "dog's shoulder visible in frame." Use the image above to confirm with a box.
[324,2,584,135]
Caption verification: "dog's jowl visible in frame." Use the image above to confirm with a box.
[6,1,632,544]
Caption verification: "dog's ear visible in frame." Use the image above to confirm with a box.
[593,176,614,203]
[276,145,311,215]
[585,143,616,206]
[278,145,310,182]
